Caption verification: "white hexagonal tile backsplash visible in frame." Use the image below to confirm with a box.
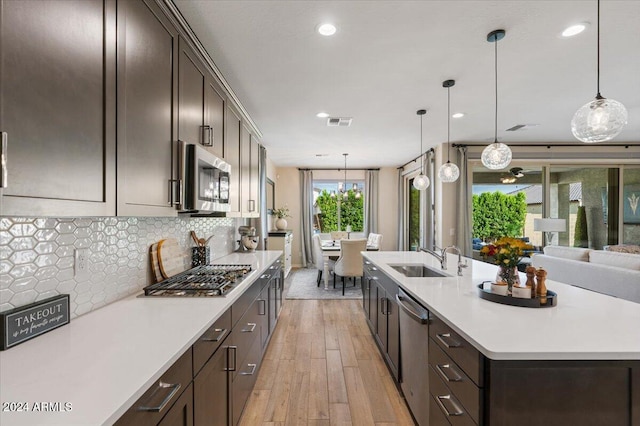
[0,216,242,318]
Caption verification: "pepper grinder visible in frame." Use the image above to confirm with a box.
[525,266,537,299]
[536,267,548,304]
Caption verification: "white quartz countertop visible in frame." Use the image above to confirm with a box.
[363,251,640,361]
[0,251,282,426]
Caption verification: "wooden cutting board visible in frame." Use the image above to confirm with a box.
[149,241,164,283]
[157,238,185,279]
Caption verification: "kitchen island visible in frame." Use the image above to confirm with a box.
[0,251,282,426]
[363,251,640,426]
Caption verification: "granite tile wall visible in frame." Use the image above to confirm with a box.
[0,216,242,318]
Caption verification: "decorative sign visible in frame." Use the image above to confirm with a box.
[1,294,70,350]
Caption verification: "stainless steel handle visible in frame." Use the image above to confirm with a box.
[395,294,429,324]
[241,363,257,376]
[202,328,228,343]
[0,132,7,188]
[138,381,181,412]
[258,299,266,316]
[435,363,463,382]
[226,346,237,371]
[261,273,272,279]
[167,179,183,206]
[248,199,256,212]
[242,322,257,333]
[436,332,462,348]
[380,297,385,315]
[435,395,464,417]
[201,125,213,147]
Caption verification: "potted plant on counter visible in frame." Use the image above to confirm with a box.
[273,205,291,230]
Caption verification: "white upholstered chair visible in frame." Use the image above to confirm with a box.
[330,231,348,241]
[367,233,383,250]
[313,234,334,286]
[333,239,367,295]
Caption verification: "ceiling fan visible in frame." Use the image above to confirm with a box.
[499,167,537,183]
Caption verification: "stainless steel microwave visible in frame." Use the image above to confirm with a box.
[182,142,231,213]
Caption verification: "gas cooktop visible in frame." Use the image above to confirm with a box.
[143,264,252,297]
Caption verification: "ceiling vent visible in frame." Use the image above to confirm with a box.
[327,117,352,127]
[506,124,539,131]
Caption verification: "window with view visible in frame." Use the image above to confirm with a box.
[313,180,364,233]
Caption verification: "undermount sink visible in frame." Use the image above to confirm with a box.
[389,263,449,278]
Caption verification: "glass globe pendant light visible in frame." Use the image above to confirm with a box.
[413,109,430,190]
[571,0,627,143]
[481,29,512,170]
[438,79,460,182]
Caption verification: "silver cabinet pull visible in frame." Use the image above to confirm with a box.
[200,125,213,147]
[202,328,227,343]
[261,273,272,279]
[167,179,183,206]
[242,322,257,333]
[435,395,464,417]
[138,381,181,412]
[226,346,237,372]
[435,363,463,382]
[258,299,266,316]
[436,332,461,348]
[0,132,7,188]
[248,199,256,212]
[241,363,257,376]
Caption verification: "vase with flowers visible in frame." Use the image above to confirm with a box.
[480,237,533,294]
[273,205,291,230]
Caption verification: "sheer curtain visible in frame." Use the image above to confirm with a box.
[299,169,314,267]
[455,146,471,256]
[397,168,406,251]
[364,170,379,235]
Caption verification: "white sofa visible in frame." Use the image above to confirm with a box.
[531,246,640,304]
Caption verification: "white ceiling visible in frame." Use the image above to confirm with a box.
[173,0,640,169]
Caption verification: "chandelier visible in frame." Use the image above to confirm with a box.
[331,153,361,199]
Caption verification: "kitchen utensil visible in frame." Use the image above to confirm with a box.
[190,231,201,247]
[157,238,186,278]
[149,241,164,283]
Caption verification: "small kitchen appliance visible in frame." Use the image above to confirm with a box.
[237,226,259,252]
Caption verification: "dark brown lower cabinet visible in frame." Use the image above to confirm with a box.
[194,345,229,426]
[158,383,194,426]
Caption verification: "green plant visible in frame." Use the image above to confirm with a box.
[574,205,588,247]
[472,191,527,241]
[273,205,291,219]
[315,189,363,232]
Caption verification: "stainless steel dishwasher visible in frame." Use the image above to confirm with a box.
[396,288,430,426]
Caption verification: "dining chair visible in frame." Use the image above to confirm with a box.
[333,239,367,295]
[330,231,348,241]
[313,234,334,286]
[367,233,383,250]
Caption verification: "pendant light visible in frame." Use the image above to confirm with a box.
[438,79,460,182]
[481,29,512,170]
[413,109,430,190]
[571,0,627,143]
[338,153,361,199]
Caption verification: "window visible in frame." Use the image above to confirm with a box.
[313,180,364,232]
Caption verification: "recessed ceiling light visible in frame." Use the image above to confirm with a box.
[316,112,329,118]
[317,23,337,36]
[452,112,465,118]
[562,23,587,37]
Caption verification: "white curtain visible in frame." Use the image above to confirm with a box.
[364,170,379,235]
[299,169,314,267]
[455,146,472,256]
[397,168,406,251]
[423,150,435,250]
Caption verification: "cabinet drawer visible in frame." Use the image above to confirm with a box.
[115,348,193,426]
[430,395,455,426]
[193,308,232,376]
[232,279,261,327]
[231,333,262,426]
[230,302,261,379]
[430,339,482,424]
[430,314,484,386]
[429,366,477,426]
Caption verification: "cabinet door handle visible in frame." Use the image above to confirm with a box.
[258,299,266,316]
[435,395,464,417]
[0,132,7,188]
[201,125,213,147]
[436,332,462,348]
[242,322,257,333]
[261,273,272,279]
[202,328,228,343]
[138,381,181,412]
[435,363,463,382]
[248,199,256,212]
[380,297,385,315]
[241,363,257,376]
[226,346,237,372]
[167,179,183,206]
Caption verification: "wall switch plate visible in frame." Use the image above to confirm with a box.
[74,248,89,281]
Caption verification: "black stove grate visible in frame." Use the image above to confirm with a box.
[143,264,252,297]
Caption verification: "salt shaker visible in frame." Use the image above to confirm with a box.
[525,266,537,299]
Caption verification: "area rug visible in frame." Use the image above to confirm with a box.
[285,268,362,300]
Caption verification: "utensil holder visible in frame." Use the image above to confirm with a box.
[192,246,210,267]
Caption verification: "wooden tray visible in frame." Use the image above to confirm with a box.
[477,282,557,308]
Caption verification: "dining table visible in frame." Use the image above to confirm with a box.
[320,240,378,290]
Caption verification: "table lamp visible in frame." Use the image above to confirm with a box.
[534,218,567,246]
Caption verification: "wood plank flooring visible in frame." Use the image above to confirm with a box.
[239,298,415,426]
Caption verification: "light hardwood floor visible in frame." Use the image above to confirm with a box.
[239,298,415,426]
